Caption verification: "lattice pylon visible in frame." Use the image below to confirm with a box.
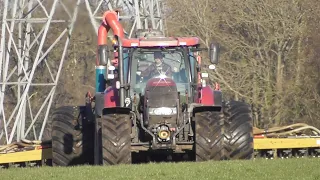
[0,0,81,144]
[0,0,165,145]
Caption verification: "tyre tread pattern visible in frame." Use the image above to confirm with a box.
[101,113,131,165]
[195,111,224,161]
[222,100,254,160]
[194,100,254,161]
[51,106,93,166]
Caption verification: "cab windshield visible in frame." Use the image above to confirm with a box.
[129,48,191,96]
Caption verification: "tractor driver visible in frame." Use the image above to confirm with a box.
[140,51,172,78]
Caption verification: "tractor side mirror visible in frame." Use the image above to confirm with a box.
[209,42,220,64]
[98,45,109,66]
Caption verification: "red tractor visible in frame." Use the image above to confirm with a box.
[49,10,254,166]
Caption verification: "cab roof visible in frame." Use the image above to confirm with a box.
[122,37,200,47]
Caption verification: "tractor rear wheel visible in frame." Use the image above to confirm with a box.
[222,100,254,160]
[194,111,224,161]
[101,113,131,165]
[51,106,94,166]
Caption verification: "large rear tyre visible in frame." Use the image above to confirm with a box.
[101,113,131,165]
[222,100,254,160]
[194,111,224,161]
[51,106,94,166]
[193,100,254,161]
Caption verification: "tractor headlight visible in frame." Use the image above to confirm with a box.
[149,107,177,116]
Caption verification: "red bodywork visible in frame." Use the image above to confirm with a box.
[197,86,214,105]
[104,80,120,108]
[122,37,199,47]
[98,10,216,108]
[146,78,176,87]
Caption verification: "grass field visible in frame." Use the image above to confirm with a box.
[1,158,319,180]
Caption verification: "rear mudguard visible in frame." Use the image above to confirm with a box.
[94,95,131,117]
[189,103,222,116]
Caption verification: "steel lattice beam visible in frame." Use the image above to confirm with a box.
[0,0,165,145]
[84,0,165,38]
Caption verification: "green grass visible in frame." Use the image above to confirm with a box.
[1,158,320,180]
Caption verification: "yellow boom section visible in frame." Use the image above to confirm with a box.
[254,138,320,150]
[0,148,52,164]
[0,139,52,166]
[1,123,320,166]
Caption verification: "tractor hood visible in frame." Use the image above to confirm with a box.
[146,76,176,88]
[144,76,178,108]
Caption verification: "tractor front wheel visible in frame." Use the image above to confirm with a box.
[101,113,132,165]
[194,111,224,161]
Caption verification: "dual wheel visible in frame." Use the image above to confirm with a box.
[48,106,131,166]
[48,100,253,166]
[194,100,254,161]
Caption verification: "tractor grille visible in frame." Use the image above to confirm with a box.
[146,86,178,108]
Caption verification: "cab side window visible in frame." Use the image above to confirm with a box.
[189,52,196,82]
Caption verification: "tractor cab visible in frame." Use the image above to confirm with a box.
[129,48,190,97]
[98,33,221,110]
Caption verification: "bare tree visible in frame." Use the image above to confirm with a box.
[165,0,320,127]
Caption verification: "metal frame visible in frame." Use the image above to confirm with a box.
[0,0,81,144]
[0,0,165,146]
[84,0,165,38]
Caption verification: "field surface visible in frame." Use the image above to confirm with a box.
[1,158,319,180]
